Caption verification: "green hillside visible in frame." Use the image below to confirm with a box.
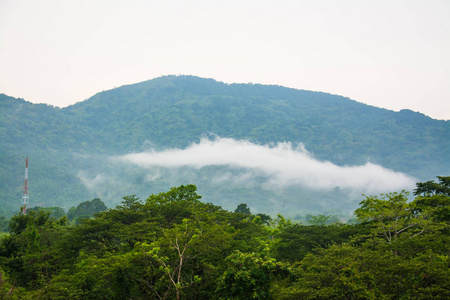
[1,75,449,216]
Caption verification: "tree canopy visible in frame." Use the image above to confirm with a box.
[0,179,449,299]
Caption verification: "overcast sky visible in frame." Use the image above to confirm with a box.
[1,0,449,120]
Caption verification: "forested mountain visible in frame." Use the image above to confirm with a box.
[1,75,449,217]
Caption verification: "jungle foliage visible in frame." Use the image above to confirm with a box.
[0,177,449,299]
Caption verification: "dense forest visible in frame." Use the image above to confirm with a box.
[1,76,449,218]
[0,176,449,299]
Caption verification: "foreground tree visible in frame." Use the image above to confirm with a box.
[216,249,290,300]
[413,176,450,223]
[143,219,204,300]
[354,191,430,255]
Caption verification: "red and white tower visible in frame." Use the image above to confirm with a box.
[22,158,29,215]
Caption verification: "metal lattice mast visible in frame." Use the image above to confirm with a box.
[22,158,29,215]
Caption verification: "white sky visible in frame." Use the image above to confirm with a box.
[1,0,449,120]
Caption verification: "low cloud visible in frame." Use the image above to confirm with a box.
[120,137,416,194]
[77,171,109,191]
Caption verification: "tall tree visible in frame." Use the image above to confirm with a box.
[354,191,430,255]
[234,203,251,215]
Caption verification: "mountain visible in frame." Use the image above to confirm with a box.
[1,75,449,217]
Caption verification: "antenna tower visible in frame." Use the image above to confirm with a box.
[22,158,29,215]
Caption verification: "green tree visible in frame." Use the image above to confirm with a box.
[28,206,66,219]
[272,221,369,263]
[412,176,450,223]
[216,250,289,300]
[235,203,251,215]
[145,185,202,226]
[255,213,272,225]
[0,210,69,290]
[354,191,430,255]
[0,267,25,298]
[306,214,331,226]
[144,219,203,300]
[67,198,107,221]
[0,216,9,233]
[414,176,450,197]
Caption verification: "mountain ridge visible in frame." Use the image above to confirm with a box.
[1,75,449,216]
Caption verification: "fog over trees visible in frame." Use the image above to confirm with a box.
[1,76,448,218]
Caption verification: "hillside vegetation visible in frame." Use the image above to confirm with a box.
[1,75,449,216]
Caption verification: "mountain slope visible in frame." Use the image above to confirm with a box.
[1,75,449,216]
[65,75,448,174]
